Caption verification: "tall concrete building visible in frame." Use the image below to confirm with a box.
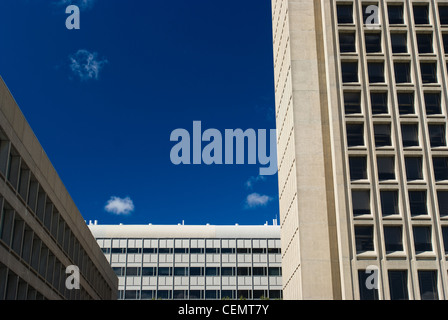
[0,77,118,299]
[271,0,448,299]
[89,222,282,300]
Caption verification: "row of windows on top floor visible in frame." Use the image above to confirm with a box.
[343,90,446,117]
[0,198,93,300]
[0,135,111,298]
[102,247,281,255]
[339,30,448,56]
[341,60,445,85]
[336,2,448,26]
[358,268,442,300]
[112,266,282,277]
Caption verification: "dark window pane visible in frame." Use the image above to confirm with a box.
[174,267,188,276]
[388,5,404,24]
[339,32,356,53]
[142,267,155,276]
[443,34,448,53]
[358,270,379,300]
[365,33,382,53]
[440,6,448,25]
[157,290,171,299]
[380,190,399,216]
[158,267,172,276]
[391,33,408,53]
[397,92,415,114]
[126,267,140,276]
[414,5,430,25]
[409,191,427,216]
[190,267,204,276]
[437,191,448,217]
[405,157,423,181]
[344,92,362,114]
[418,271,439,300]
[413,226,432,253]
[355,226,374,253]
[420,62,438,84]
[384,226,403,253]
[401,124,419,147]
[141,290,154,300]
[371,92,388,114]
[424,92,442,115]
[388,270,409,300]
[349,157,368,180]
[337,4,353,24]
[395,62,411,83]
[352,190,370,216]
[377,156,395,180]
[428,124,446,147]
[433,157,448,181]
[368,62,385,83]
[442,227,448,254]
[342,62,358,83]
[174,290,187,299]
[346,124,364,147]
[125,290,138,300]
[206,267,220,276]
[417,33,433,54]
[374,124,392,147]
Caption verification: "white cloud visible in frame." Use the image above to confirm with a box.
[69,49,108,81]
[245,175,266,189]
[104,196,135,215]
[245,193,272,209]
[57,0,96,10]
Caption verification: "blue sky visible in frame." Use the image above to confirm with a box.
[0,0,278,226]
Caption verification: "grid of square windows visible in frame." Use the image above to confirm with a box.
[336,0,448,300]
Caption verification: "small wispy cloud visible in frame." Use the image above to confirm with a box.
[245,175,266,189]
[68,49,108,81]
[57,0,96,10]
[104,196,135,215]
[244,193,272,209]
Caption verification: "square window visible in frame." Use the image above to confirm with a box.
[358,270,379,300]
[418,271,439,300]
[352,190,370,216]
[337,4,353,24]
[390,32,408,53]
[414,5,430,25]
[346,123,364,147]
[368,62,385,83]
[394,62,411,83]
[344,91,362,114]
[377,156,395,181]
[437,191,448,217]
[424,92,442,115]
[401,123,419,147]
[370,92,388,114]
[439,5,448,25]
[349,156,368,181]
[342,61,359,83]
[355,226,374,253]
[374,124,392,147]
[339,32,356,53]
[413,226,432,253]
[433,157,448,181]
[420,62,438,84]
[405,156,423,181]
[380,190,399,216]
[365,33,382,53]
[388,5,404,24]
[428,124,446,147]
[384,226,403,253]
[409,190,428,216]
[417,33,433,54]
[397,92,415,115]
[388,270,409,300]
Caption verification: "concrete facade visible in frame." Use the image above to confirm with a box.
[89,223,282,300]
[272,0,448,299]
[0,77,118,299]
